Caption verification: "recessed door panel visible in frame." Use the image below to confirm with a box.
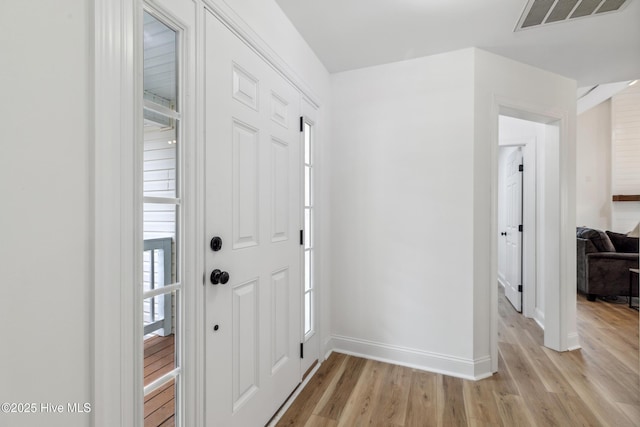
[271,138,289,242]
[271,92,289,128]
[232,120,259,249]
[271,268,290,374]
[232,279,259,411]
[232,64,259,110]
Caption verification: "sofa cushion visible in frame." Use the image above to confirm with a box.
[606,231,640,253]
[577,227,616,252]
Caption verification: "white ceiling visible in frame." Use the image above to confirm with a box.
[274,0,640,86]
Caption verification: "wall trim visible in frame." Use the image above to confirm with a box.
[534,308,545,330]
[93,0,139,425]
[566,332,581,351]
[329,335,493,381]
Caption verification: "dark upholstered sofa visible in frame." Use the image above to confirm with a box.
[576,227,639,301]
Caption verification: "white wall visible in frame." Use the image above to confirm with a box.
[576,100,612,230]
[330,49,480,377]
[575,83,640,234]
[611,83,640,232]
[0,1,92,426]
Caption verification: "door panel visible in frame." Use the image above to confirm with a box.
[271,268,290,373]
[505,148,523,312]
[271,138,290,242]
[232,279,259,410]
[205,11,301,426]
[232,120,260,249]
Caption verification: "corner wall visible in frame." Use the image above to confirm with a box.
[328,47,577,379]
[474,49,577,359]
[329,49,481,377]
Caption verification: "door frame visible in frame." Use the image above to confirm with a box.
[490,97,578,373]
[93,0,140,425]
[93,1,322,425]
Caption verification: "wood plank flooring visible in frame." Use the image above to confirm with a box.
[144,334,175,427]
[276,289,640,426]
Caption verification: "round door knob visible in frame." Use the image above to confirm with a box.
[210,236,223,251]
[210,269,230,285]
[219,271,230,284]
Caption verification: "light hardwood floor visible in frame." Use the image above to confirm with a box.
[276,289,640,426]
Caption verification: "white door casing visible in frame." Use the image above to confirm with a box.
[505,148,523,312]
[204,11,302,426]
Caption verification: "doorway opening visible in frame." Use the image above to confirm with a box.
[494,109,572,367]
[497,115,546,328]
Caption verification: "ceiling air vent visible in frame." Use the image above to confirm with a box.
[516,0,629,30]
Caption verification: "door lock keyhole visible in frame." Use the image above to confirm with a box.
[210,236,223,251]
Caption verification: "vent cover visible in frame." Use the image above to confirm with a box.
[516,0,628,30]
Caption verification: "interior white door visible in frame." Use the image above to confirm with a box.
[505,149,523,312]
[204,11,302,427]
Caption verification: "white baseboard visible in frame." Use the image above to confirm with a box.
[566,332,581,351]
[328,335,492,381]
[323,337,333,361]
[534,308,545,330]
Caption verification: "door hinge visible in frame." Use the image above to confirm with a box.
[300,116,304,132]
[518,224,523,232]
[519,164,524,172]
[518,285,523,292]
[300,342,304,359]
[300,229,304,245]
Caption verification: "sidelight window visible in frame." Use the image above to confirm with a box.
[141,10,182,427]
[303,120,314,337]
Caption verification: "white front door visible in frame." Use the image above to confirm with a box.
[204,11,302,426]
[505,148,523,312]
